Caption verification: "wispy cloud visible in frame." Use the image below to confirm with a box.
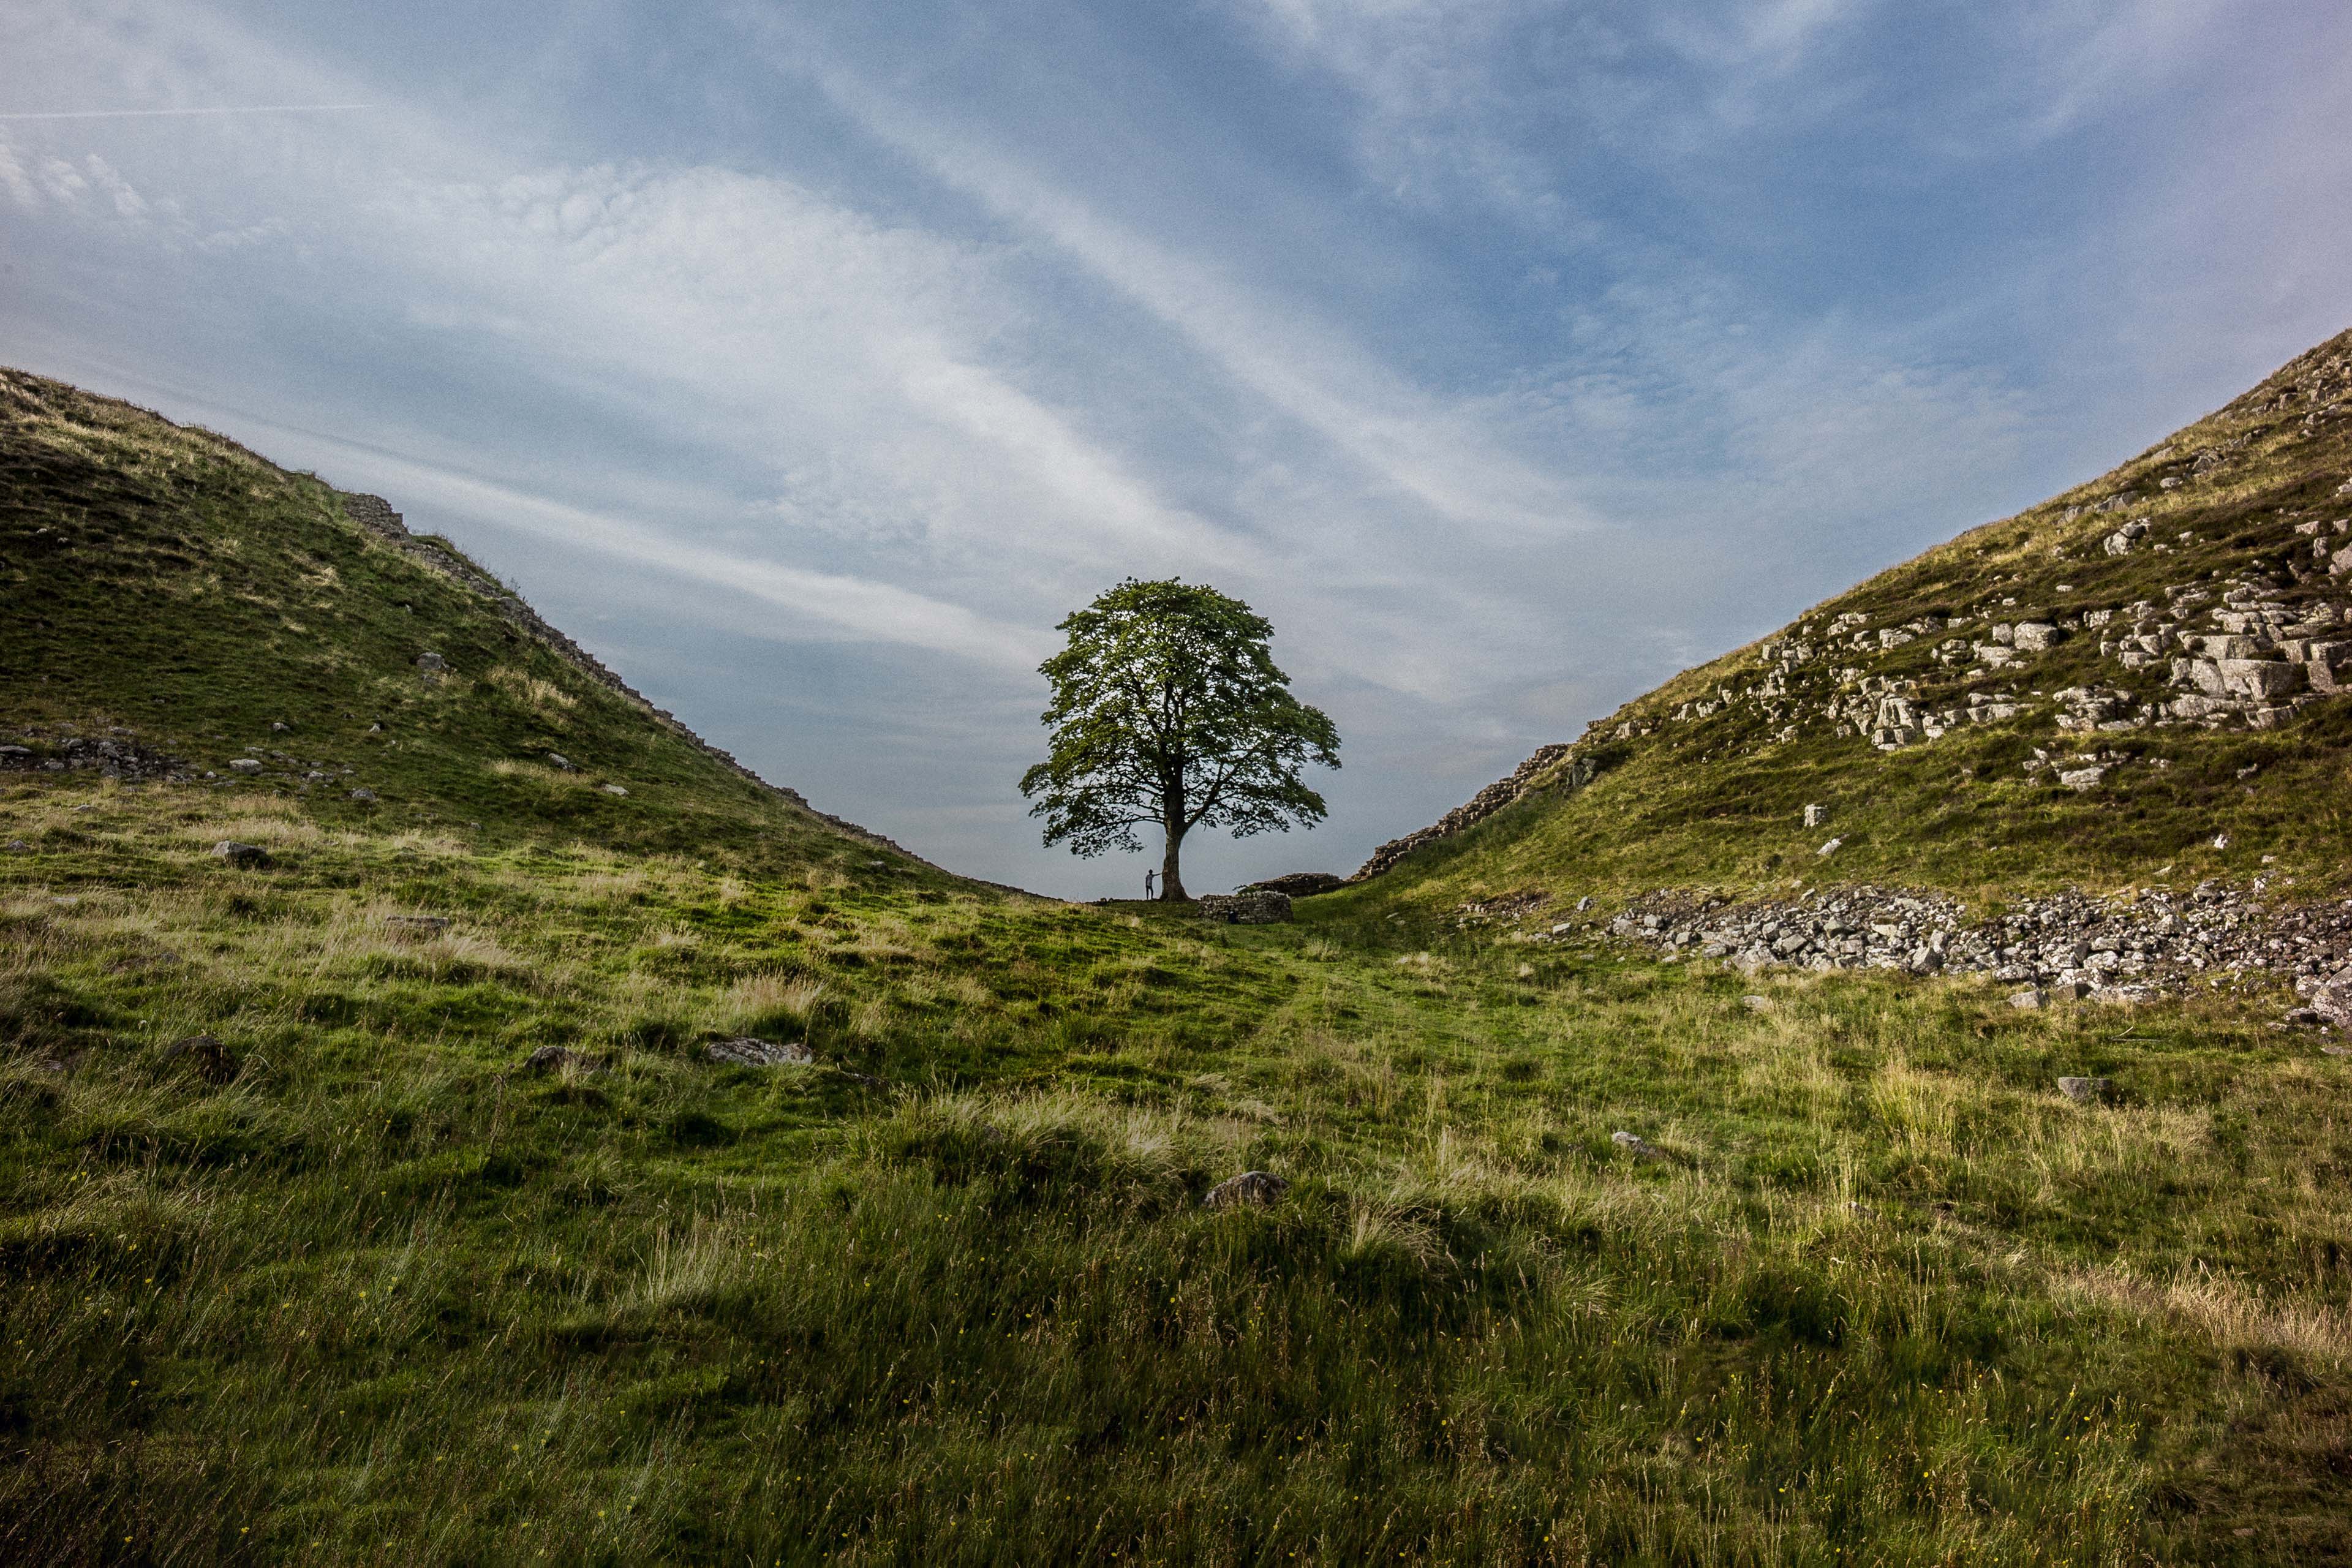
[796,52,1596,541]
[0,104,372,121]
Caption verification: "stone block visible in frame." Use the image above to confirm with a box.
[2216,659,2302,698]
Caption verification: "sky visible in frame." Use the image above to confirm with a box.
[4,1,2350,897]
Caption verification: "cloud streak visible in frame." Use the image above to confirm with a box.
[0,104,373,120]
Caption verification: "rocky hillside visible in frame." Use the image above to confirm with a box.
[0,367,930,878]
[1341,327,2352,938]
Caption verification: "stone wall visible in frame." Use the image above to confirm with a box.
[1352,747,1601,881]
[1197,891,1294,924]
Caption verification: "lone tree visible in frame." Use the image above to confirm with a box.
[1020,578,1340,901]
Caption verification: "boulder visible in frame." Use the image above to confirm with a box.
[601,783,628,797]
[2008,989,2047,1010]
[2057,1076,2112,1104]
[2309,967,2352,1030]
[2013,623,2062,652]
[350,788,378,803]
[384,915,451,934]
[210,840,271,867]
[228,758,263,774]
[2305,643,2352,693]
[705,1036,813,1067]
[2217,659,2302,699]
[1611,1130,1673,1163]
[1202,1170,1289,1209]
[546,753,574,771]
[1816,837,1843,858]
[416,652,446,672]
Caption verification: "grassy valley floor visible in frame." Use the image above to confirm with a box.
[6,774,2352,1564]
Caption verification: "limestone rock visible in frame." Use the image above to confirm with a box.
[210,840,272,867]
[1202,1170,1289,1209]
[706,1036,813,1067]
[2013,622,2062,652]
[416,652,446,672]
[2057,1076,2112,1103]
[228,759,263,774]
[601,783,628,796]
[546,753,574,771]
[2309,967,2352,1029]
[2008,989,2047,1009]
[1611,1130,1673,1163]
[350,788,378,802]
[1802,804,1830,828]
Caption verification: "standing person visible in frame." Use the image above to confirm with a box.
[1144,869,1156,900]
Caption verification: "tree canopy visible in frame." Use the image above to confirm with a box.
[1019,578,1340,900]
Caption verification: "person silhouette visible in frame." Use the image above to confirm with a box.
[1144,869,1156,900]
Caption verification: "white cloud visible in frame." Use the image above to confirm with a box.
[798,57,1597,541]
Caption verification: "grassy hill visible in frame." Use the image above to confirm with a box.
[6,363,2352,1564]
[1343,328,2352,914]
[0,368,913,878]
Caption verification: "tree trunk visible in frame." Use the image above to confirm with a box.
[1159,819,1188,902]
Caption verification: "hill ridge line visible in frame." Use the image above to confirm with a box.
[330,488,925,864]
[1354,326,2352,883]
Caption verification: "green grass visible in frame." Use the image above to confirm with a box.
[6,776,2352,1564]
[1347,328,2352,915]
[0,366,898,880]
[10,358,2352,1563]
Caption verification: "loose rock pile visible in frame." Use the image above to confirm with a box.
[1561,881,2352,1000]
[0,735,189,782]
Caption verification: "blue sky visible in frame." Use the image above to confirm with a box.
[5,1,2348,895]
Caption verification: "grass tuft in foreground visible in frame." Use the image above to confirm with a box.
[6,776,2352,1563]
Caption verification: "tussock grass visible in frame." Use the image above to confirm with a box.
[6,780,2351,1561]
[10,361,2352,1559]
